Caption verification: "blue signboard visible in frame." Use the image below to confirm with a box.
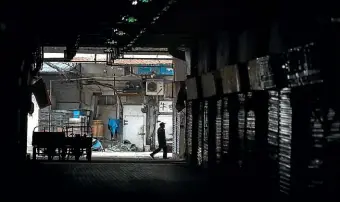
[159,66,174,75]
[137,65,174,76]
[137,67,154,75]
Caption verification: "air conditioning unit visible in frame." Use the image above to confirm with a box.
[146,79,164,96]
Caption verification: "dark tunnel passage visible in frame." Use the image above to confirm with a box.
[1,0,340,201]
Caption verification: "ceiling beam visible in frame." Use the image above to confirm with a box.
[44,46,169,55]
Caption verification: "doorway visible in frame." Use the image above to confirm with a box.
[157,114,173,152]
[123,115,145,150]
[122,105,146,151]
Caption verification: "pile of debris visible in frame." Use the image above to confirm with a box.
[106,140,138,152]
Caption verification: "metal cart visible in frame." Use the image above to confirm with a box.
[63,125,93,161]
[32,125,66,161]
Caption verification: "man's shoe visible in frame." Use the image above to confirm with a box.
[150,154,154,159]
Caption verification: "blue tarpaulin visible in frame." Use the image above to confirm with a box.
[108,119,120,133]
[92,139,103,151]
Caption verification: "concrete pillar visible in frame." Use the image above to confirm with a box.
[238,30,256,63]
[188,37,218,168]
[269,22,284,54]
[216,32,230,69]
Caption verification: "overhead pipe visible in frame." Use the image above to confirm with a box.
[44,58,173,63]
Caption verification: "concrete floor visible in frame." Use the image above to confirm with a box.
[8,160,286,201]
[28,151,175,161]
[92,151,173,159]
[17,161,221,201]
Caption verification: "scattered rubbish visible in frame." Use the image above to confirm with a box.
[106,140,138,152]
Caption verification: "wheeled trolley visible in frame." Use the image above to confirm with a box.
[63,125,93,161]
[32,126,65,161]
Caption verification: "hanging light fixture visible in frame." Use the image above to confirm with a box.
[132,0,138,5]
[125,0,178,48]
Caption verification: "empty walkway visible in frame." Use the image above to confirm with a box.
[19,161,221,200]
[10,161,276,201]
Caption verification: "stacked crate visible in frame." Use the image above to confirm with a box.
[38,108,73,131]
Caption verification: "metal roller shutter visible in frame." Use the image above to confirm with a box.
[267,88,293,196]
[179,109,186,157]
[323,108,340,199]
[222,97,229,159]
[177,110,183,155]
[186,101,193,156]
[238,93,246,167]
[268,90,280,192]
[246,110,255,147]
[216,99,223,164]
[197,101,203,166]
[203,100,209,167]
[172,110,181,155]
[307,104,326,196]
[172,111,176,154]
[278,88,292,195]
[306,90,339,198]
[245,92,256,155]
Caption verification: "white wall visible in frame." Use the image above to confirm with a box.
[123,105,146,149]
[27,95,39,153]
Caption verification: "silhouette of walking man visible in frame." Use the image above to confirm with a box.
[150,122,167,159]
